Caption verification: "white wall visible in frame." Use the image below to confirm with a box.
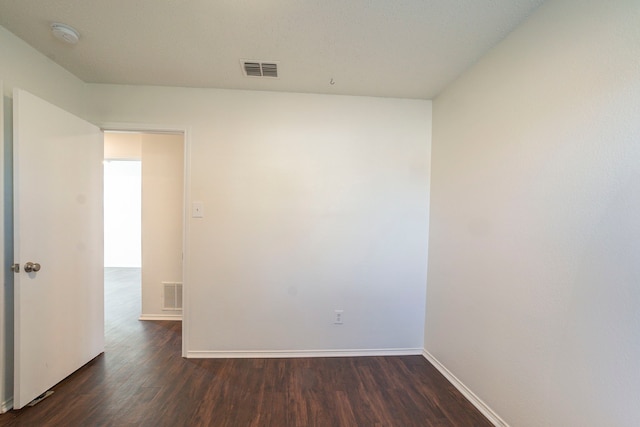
[0,27,88,117]
[0,26,89,412]
[426,1,640,426]
[88,85,431,355]
[140,133,184,319]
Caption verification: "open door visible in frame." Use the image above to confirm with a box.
[12,89,104,409]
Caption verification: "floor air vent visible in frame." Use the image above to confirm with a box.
[163,282,183,311]
[242,60,279,78]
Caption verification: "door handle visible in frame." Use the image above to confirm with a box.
[24,262,41,273]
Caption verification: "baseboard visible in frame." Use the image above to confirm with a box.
[422,350,508,427]
[1,397,13,414]
[139,314,182,321]
[187,348,422,359]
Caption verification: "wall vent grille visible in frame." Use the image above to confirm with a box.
[162,282,183,311]
[242,60,279,78]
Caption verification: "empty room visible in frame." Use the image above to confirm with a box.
[0,0,638,425]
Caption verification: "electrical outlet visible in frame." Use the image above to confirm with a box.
[334,309,344,324]
[192,201,204,218]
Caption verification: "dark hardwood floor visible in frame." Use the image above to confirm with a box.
[0,268,491,426]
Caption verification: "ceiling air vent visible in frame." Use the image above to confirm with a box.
[242,60,279,78]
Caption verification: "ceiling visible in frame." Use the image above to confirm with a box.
[0,0,544,100]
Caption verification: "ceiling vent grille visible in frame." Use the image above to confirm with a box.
[242,60,279,78]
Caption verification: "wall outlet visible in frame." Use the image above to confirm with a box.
[334,309,344,324]
[192,201,204,218]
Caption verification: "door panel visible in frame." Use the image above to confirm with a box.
[13,89,103,409]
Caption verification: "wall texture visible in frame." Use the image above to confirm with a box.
[88,85,431,355]
[104,132,142,159]
[426,0,640,426]
[140,133,184,320]
[0,26,87,116]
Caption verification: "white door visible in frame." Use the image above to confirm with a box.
[12,89,104,409]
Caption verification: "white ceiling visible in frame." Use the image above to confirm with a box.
[0,0,544,99]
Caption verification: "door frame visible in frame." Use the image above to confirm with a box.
[100,123,190,358]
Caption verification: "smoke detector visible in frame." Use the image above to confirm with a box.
[51,23,80,45]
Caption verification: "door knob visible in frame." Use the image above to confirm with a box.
[24,262,41,273]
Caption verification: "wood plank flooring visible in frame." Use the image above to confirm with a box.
[0,268,492,426]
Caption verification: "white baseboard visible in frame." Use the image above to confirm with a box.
[139,314,182,321]
[187,348,422,359]
[1,397,13,414]
[422,350,508,427]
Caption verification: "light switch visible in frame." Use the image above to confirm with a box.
[192,201,204,218]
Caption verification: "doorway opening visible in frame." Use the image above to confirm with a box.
[103,131,185,324]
